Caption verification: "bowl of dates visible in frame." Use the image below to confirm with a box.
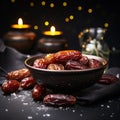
[24,50,108,92]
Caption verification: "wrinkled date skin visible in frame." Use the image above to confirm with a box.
[44,53,56,64]
[33,50,103,70]
[54,50,82,62]
[88,59,102,68]
[43,94,77,106]
[98,74,119,84]
[65,60,88,70]
[33,58,47,69]
[1,80,20,94]
[47,63,64,70]
[32,84,45,100]
[6,68,31,81]
[79,55,89,65]
[20,77,36,89]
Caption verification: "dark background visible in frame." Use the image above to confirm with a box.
[0,0,120,67]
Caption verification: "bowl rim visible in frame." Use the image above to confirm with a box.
[24,54,108,73]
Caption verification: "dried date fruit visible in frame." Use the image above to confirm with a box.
[88,59,102,68]
[98,74,119,84]
[1,80,20,94]
[47,63,64,70]
[44,53,56,64]
[43,94,77,106]
[32,84,45,100]
[6,68,31,81]
[79,55,89,65]
[65,60,88,70]
[33,58,47,69]
[54,50,82,62]
[20,76,36,89]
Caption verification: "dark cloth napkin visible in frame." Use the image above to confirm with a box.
[0,39,27,84]
[0,39,120,105]
[76,67,120,105]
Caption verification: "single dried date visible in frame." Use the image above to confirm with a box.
[47,63,64,70]
[6,68,31,81]
[43,94,77,106]
[33,58,47,69]
[1,80,20,94]
[98,74,119,84]
[54,50,82,62]
[79,55,89,65]
[32,84,45,100]
[65,60,88,70]
[44,53,56,64]
[20,76,36,89]
[88,59,102,68]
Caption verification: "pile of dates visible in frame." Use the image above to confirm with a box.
[33,50,103,70]
[1,50,119,107]
[1,67,119,107]
[1,68,77,107]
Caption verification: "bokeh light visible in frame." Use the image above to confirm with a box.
[34,25,39,30]
[44,21,49,26]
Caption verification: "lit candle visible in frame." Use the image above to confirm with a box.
[37,26,68,53]
[3,18,36,54]
[43,26,62,36]
[11,18,30,29]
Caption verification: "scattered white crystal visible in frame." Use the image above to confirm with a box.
[72,109,75,112]
[27,116,33,119]
[106,105,110,108]
[43,113,51,117]
[5,108,8,112]
[80,114,83,117]
[23,102,28,106]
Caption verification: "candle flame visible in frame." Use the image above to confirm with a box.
[18,18,23,25]
[50,26,55,33]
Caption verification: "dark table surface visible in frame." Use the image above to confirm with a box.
[0,43,120,120]
[0,89,120,120]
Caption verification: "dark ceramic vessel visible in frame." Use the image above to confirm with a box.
[24,54,108,92]
[3,30,36,53]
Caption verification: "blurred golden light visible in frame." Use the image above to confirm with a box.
[104,23,109,28]
[30,2,34,7]
[77,6,82,11]
[88,8,93,13]
[65,18,69,22]
[69,15,74,20]
[41,1,46,6]
[63,2,67,7]
[44,21,49,26]
[34,25,38,30]
[11,0,15,3]
[50,3,54,8]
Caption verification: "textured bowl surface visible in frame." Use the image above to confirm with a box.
[24,54,108,92]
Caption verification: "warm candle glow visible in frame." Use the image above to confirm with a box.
[18,18,23,25]
[11,18,30,29]
[43,26,62,36]
[50,26,55,33]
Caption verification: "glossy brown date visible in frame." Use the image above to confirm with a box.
[79,55,89,65]
[20,76,36,89]
[43,94,77,106]
[6,68,31,81]
[65,60,88,70]
[47,63,64,70]
[98,74,119,84]
[32,84,45,100]
[54,50,82,62]
[44,53,56,64]
[1,80,20,94]
[88,59,102,68]
[33,58,47,69]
